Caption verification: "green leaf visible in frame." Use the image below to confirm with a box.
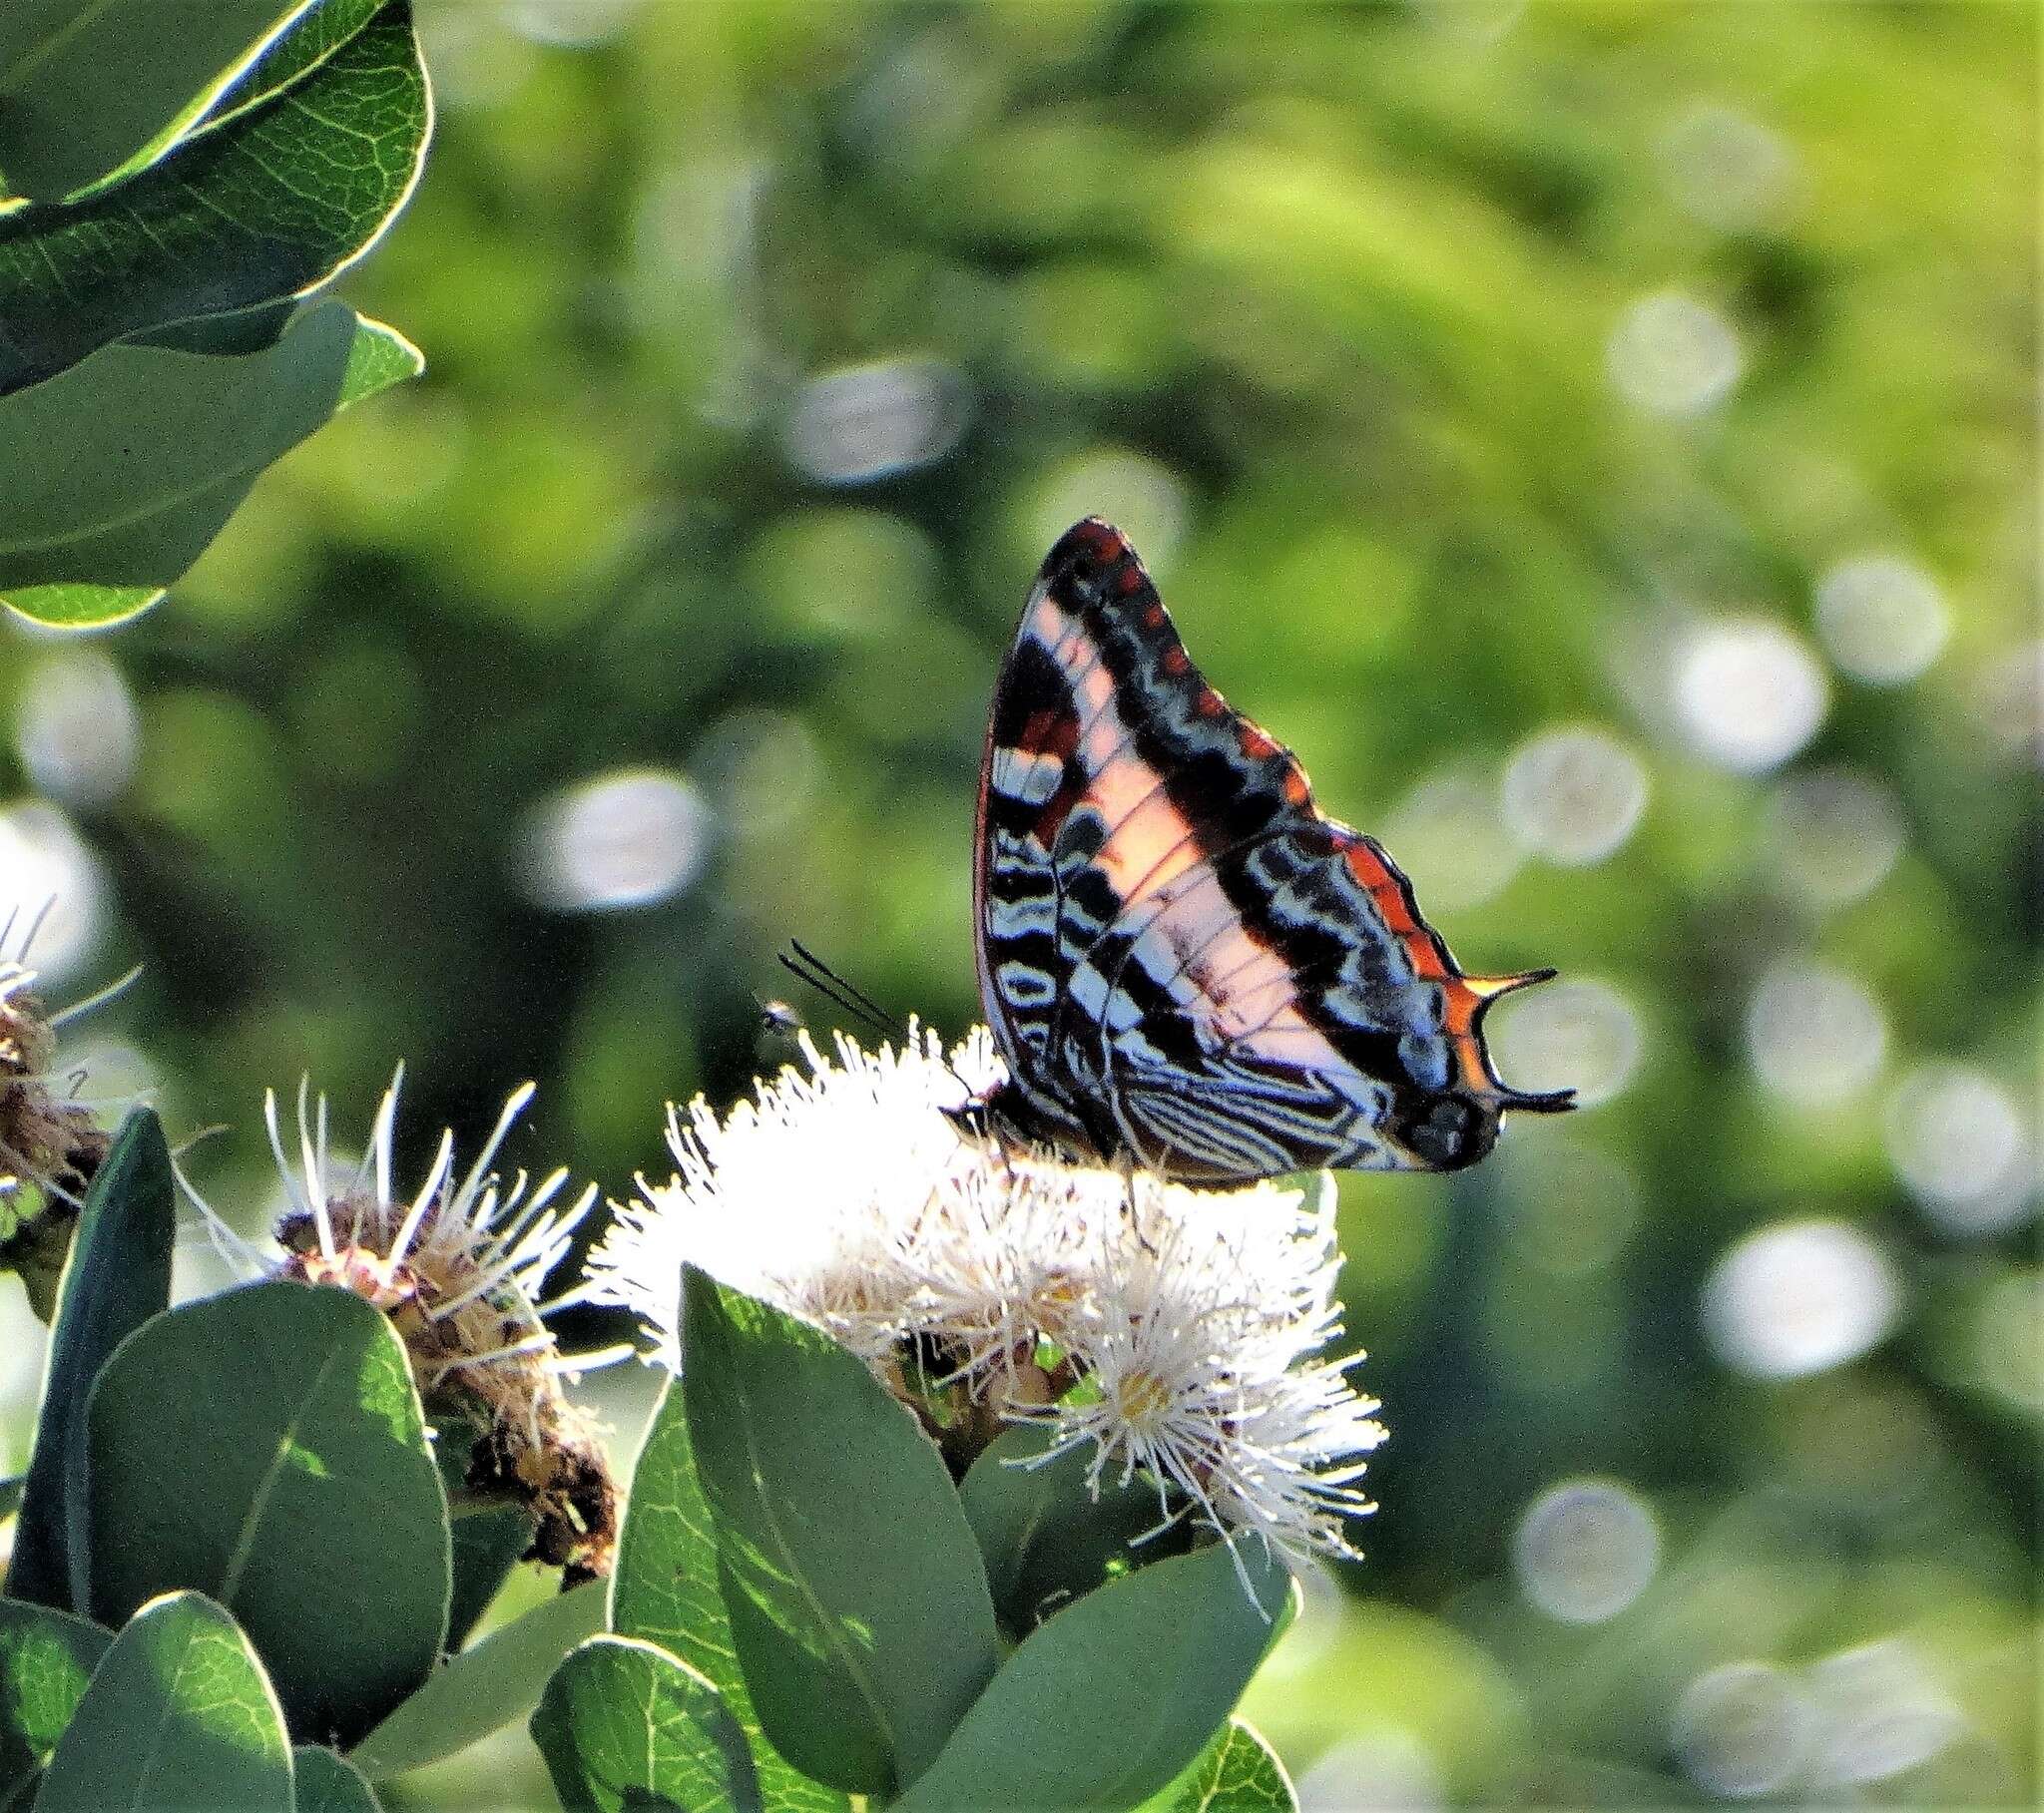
[0,2,310,202]
[0,1595,109,1804]
[443,1503,535,1654]
[959,1424,1197,1636]
[291,1745,381,1813]
[680,1269,1001,1796]
[893,1543,1295,1812]
[530,1635,762,1813]
[2,1111,174,1613]
[347,1579,605,1780]
[35,1590,291,1813]
[612,1376,845,1813]
[0,0,428,394]
[0,584,159,631]
[338,314,424,408]
[83,1281,450,1744]
[1136,1720,1295,1812]
[427,1404,536,1653]
[0,298,418,605]
[0,1479,20,1521]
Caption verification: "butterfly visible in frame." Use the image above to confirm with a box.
[962,517,1573,1184]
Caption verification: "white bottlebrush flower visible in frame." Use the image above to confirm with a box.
[187,1068,624,1581]
[590,1023,1387,1571]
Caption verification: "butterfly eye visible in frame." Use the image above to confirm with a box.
[1401,1096,1494,1171]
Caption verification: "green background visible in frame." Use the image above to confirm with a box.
[2,1,2035,1806]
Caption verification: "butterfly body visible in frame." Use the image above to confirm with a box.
[966,517,1571,1184]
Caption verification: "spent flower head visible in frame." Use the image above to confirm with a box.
[0,903,127,1318]
[186,1068,622,1582]
[591,1023,1386,1572]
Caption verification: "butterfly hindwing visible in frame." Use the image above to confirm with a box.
[973,517,1569,1182]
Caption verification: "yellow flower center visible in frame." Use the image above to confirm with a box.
[1115,1368,1172,1433]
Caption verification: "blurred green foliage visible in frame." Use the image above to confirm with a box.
[1,1,2035,1806]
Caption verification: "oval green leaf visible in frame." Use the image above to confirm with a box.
[612,1376,845,1813]
[83,1281,450,1743]
[35,1590,290,1813]
[1136,1719,1296,1812]
[959,1424,1197,1637]
[3,1110,173,1613]
[0,0,428,395]
[427,1404,535,1653]
[0,1595,110,1802]
[530,1635,761,1813]
[0,298,417,626]
[291,1744,381,1813]
[894,1543,1295,1812]
[0,298,417,600]
[0,583,160,632]
[0,1,317,203]
[442,1502,535,1655]
[347,1579,605,1780]
[680,1268,1001,1796]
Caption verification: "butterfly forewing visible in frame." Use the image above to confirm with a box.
[973,517,1569,1183]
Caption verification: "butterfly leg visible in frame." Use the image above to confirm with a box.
[1111,1148,1161,1257]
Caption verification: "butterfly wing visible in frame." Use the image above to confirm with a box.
[972,525,1132,1159]
[973,517,1568,1182]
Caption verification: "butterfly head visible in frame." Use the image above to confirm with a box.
[942,1075,1108,1169]
[1388,1076,1574,1174]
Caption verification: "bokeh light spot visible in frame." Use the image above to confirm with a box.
[1486,978,1641,1107]
[1659,103,1795,232]
[1806,1640,1962,1787]
[0,802,104,982]
[692,710,820,841]
[1970,1271,2042,1414]
[1496,1135,1642,1276]
[1500,723,1649,865]
[0,1287,49,1458]
[1025,452,1189,577]
[748,510,937,642]
[1703,1219,1898,1380]
[1607,290,1743,417]
[1744,958,1887,1109]
[1968,639,2044,768]
[505,0,638,49]
[1672,1661,1814,1799]
[1673,617,1828,772]
[783,358,970,486]
[519,768,709,913]
[1380,772,1522,911]
[1883,1063,2035,1234]
[13,649,140,807]
[1295,1728,1445,1811]
[1762,766,1905,910]
[1407,0,1526,49]
[1813,554,1949,685]
[1512,1479,1661,1623]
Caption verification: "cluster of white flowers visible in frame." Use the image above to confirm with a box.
[590,1024,1386,1567]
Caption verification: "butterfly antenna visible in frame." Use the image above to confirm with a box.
[786,941,909,1036]
[777,942,908,1047]
[778,941,984,1108]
